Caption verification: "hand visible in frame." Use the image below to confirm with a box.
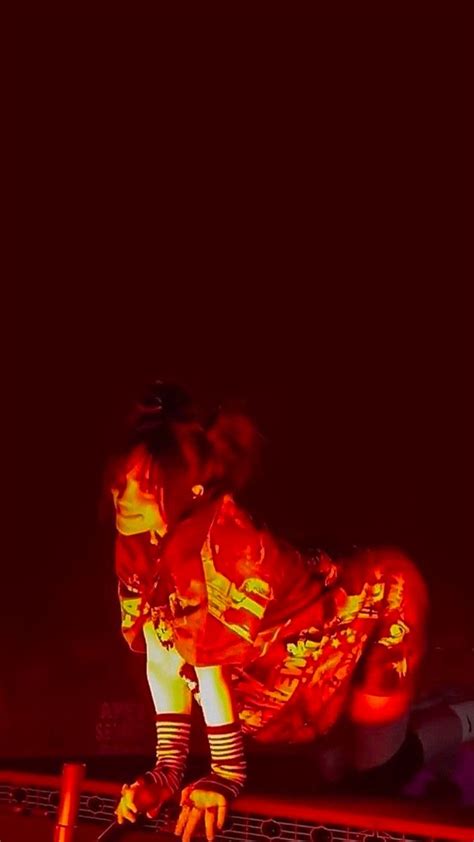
[115,779,172,824]
[174,786,227,842]
[115,782,140,825]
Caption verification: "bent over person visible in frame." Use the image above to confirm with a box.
[109,382,473,841]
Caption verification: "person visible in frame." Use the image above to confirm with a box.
[109,382,474,842]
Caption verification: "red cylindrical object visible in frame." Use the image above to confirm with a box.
[53,762,86,842]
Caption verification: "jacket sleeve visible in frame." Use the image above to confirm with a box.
[115,531,161,653]
[167,497,285,667]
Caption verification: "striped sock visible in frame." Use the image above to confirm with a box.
[193,722,247,800]
[144,713,191,793]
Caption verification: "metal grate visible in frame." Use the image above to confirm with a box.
[0,782,444,842]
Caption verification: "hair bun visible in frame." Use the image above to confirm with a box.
[135,381,196,429]
[206,408,262,491]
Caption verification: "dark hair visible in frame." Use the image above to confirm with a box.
[205,406,262,495]
[108,381,261,524]
[125,380,206,474]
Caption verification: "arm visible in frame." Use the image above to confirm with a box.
[193,664,246,797]
[143,619,192,792]
[196,664,235,725]
[144,619,192,715]
[116,621,192,825]
[175,665,246,842]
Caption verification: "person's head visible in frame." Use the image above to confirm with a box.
[110,381,261,536]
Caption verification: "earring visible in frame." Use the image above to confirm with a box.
[191,484,204,499]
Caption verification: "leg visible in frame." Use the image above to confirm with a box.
[345,548,428,773]
[344,549,473,791]
[409,699,474,761]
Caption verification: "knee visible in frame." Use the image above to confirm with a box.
[352,547,428,618]
[375,548,428,621]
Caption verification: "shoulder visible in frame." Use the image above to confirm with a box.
[208,495,278,585]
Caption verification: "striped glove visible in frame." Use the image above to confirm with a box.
[189,721,246,800]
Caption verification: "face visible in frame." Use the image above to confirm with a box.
[112,448,167,537]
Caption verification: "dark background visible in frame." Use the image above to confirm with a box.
[9,4,472,759]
